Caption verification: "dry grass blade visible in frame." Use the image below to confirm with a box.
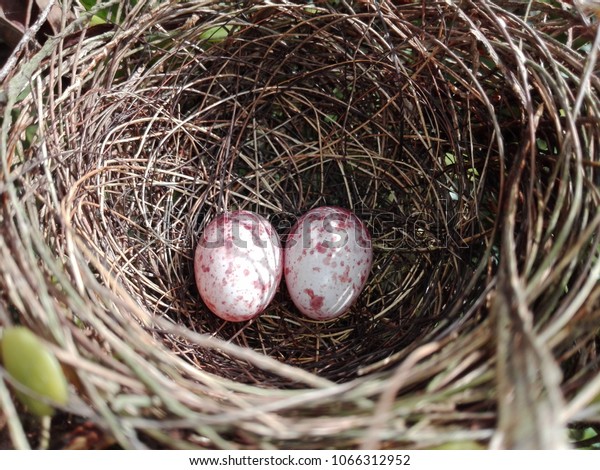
[492,270,567,449]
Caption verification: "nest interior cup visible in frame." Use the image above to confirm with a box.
[58,3,495,383]
[1,0,600,450]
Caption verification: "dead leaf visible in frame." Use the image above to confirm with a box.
[0,0,72,51]
[0,9,25,48]
[35,0,68,35]
[0,0,31,28]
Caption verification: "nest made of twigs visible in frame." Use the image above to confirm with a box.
[1,0,600,449]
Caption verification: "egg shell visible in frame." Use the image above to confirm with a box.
[194,210,282,322]
[284,206,372,320]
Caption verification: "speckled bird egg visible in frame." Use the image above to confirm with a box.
[194,210,282,322]
[284,206,372,320]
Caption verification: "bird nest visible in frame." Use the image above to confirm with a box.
[1,0,600,449]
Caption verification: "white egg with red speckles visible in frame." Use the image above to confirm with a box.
[284,206,372,320]
[194,210,282,322]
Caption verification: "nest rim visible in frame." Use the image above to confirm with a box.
[0,0,599,450]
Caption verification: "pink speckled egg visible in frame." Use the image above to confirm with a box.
[284,206,372,320]
[194,210,282,322]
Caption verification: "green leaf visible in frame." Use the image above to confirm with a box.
[89,14,107,26]
[444,152,456,166]
[78,0,138,24]
[200,25,235,43]
[467,166,479,182]
[24,124,38,148]
[1,327,68,417]
[78,0,97,9]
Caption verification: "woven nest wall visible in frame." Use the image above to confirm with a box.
[1,0,600,449]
